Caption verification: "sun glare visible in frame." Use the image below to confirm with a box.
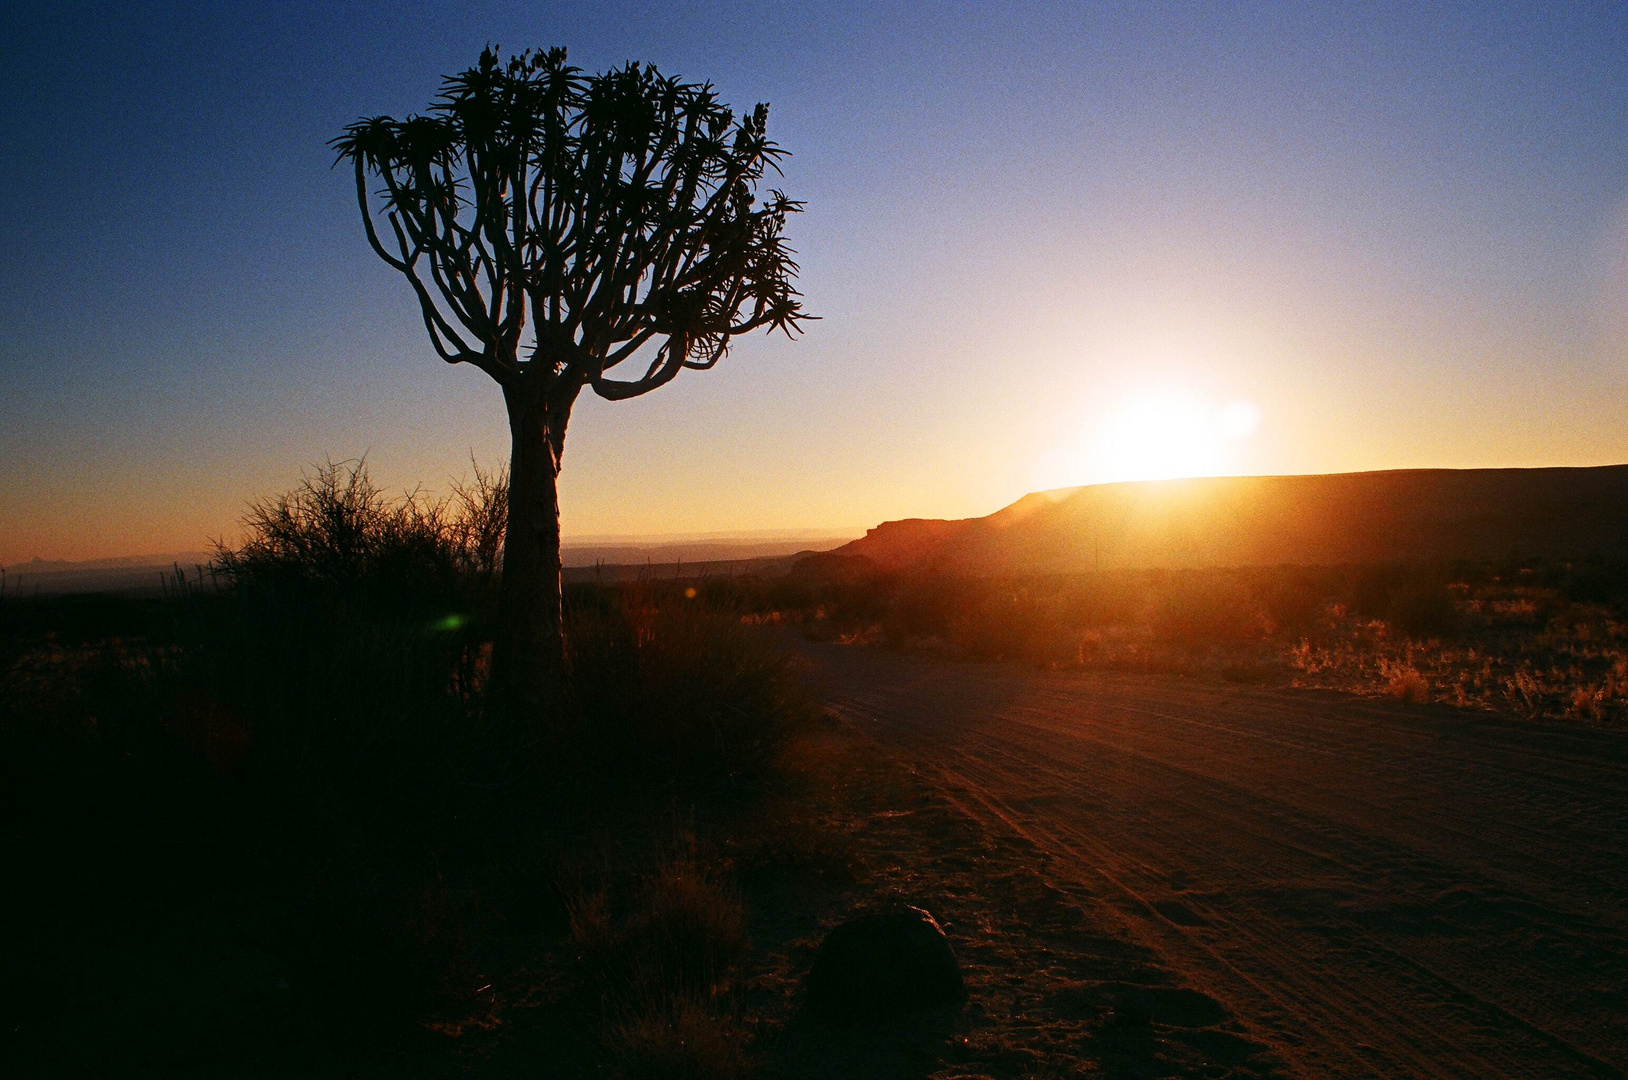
[1032,390,1260,491]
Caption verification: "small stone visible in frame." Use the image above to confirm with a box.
[804,904,966,1021]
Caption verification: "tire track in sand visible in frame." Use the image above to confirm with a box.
[806,644,1628,1079]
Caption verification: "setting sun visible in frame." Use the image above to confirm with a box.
[1032,390,1261,491]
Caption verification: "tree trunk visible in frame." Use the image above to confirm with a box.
[494,384,567,716]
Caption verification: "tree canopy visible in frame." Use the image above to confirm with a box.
[332,46,810,406]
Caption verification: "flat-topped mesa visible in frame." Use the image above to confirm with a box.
[842,517,977,570]
[834,465,1628,576]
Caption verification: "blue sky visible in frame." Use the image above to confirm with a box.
[3,1,1626,559]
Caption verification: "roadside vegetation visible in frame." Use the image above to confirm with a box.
[754,555,1628,725]
[0,462,827,1077]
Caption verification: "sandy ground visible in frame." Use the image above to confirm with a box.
[11,639,1623,1078]
[796,642,1628,1079]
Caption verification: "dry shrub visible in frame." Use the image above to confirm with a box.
[631,862,748,993]
[731,806,852,882]
[944,582,1084,664]
[1382,662,1431,704]
[568,587,814,793]
[608,993,748,1080]
[215,457,504,611]
[569,858,747,998]
[6,462,826,1065]
[1570,685,1608,722]
[1502,667,1547,719]
[834,623,883,646]
[568,850,750,1077]
[186,458,513,842]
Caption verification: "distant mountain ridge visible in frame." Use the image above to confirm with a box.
[0,553,217,596]
[561,535,852,567]
[836,466,1628,574]
[2,540,856,596]
[4,552,217,574]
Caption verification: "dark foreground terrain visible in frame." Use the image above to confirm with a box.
[7,616,1624,1077]
[12,466,1623,1076]
[802,641,1628,1079]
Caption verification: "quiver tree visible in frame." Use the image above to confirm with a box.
[334,47,809,713]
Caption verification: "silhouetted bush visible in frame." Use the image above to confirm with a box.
[212,457,501,619]
[1,461,815,1060]
[163,462,512,861]
[568,584,814,794]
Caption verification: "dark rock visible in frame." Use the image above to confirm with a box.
[804,904,966,1021]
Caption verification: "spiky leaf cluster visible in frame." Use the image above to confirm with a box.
[333,47,808,400]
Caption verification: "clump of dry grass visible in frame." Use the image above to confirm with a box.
[1382,661,1431,704]
[608,993,749,1080]
[1501,666,1548,719]
[567,842,751,1076]
[571,857,746,997]
[629,861,749,994]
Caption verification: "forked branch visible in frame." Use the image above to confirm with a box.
[333,46,811,407]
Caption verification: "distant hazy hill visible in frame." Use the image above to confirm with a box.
[1,552,217,596]
[837,466,1628,574]
[3,538,856,596]
[561,534,853,568]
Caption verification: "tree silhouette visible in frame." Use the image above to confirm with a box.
[335,47,808,712]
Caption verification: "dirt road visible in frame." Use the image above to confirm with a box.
[801,643,1628,1079]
